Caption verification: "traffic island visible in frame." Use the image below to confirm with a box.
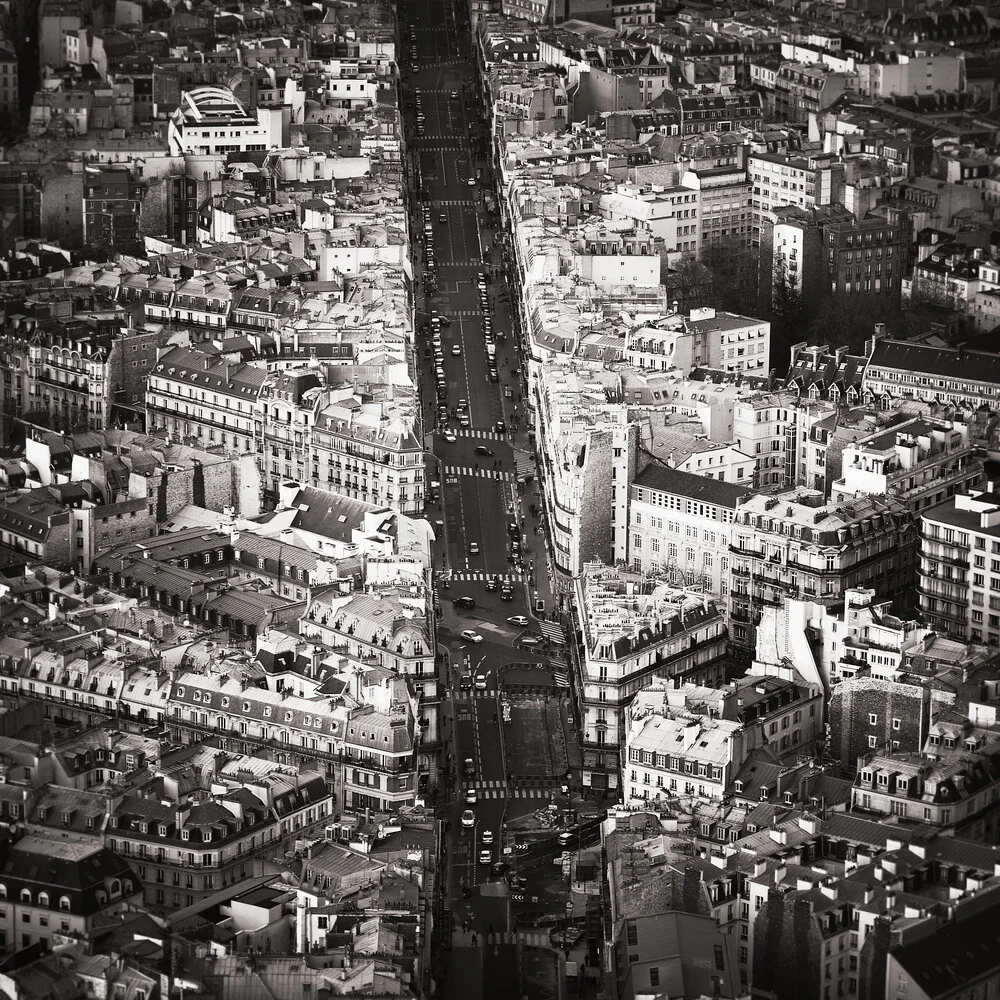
[505,696,569,779]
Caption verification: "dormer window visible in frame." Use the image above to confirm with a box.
[221,697,230,708]
[877,773,890,785]
[759,786,769,801]
[285,711,293,722]
[139,822,148,834]
[861,770,872,783]
[193,691,202,702]
[204,831,212,843]
[177,687,185,698]
[181,830,190,841]
[203,694,211,706]
[159,825,167,837]
[264,707,272,718]
[734,780,743,794]
[243,701,251,712]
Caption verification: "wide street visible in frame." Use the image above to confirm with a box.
[399,1,573,998]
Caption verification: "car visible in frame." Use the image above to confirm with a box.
[439,213,447,224]
[507,616,530,627]
[453,596,476,609]
[558,830,577,846]
[465,788,478,805]
[463,757,475,777]
[495,420,507,434]
[481,829,494,845]
[461,630,484,644]
[479,849,492,864]
[462,809,475,829]
[500,587,514,601]
[439,315,451,327]
[442,430,457,443]
[459,673,473,690]
[485,576,498,592]
[452,345,462,356]
[474,673,487,689]
[474,445,493,457]
[508,521,519,536]
[468,177,477,186]
[518,636,545,648]
[458,414,470,427]
[469,541,480,555]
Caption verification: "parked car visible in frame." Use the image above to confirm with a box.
[507,616,530,627]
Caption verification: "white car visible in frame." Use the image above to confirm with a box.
[467,177,477,186]
[481,829,494,845]
[507,616,530,627]
[465,788,478,805]
[452,345,462,356]
[479,849,492,864]
[461,630,484,644]
[462,809,475,829]
[443,430,457,442]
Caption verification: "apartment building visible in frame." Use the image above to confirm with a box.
[535,364,640,577]
[301,588,440,743]
[0,837,140,953]
[863,338,1000,410]
[624,669,822,803]
[831,418,982,514]
[749,150,842,249]
[166,670,420,812]
[728,490,916,650]
[309,387,425,517]
[917,486,1000,643]
[771,61,856,123]
[83,166,145,252]
[769,207,905,306]
[107,777,322,911]
[731,391,804,489]
[623,307,768,376]
[655,88,763,136]
[627,462,747,602]
[25,309,122,432]
[852,727,1000,841]
[145,345,266,456]
[573,564,731,791]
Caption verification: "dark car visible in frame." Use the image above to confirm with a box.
[485,576,499,592]
[453,596,476,609]
[474,445,493,457]
[500,586,514,601]
[494,420,507,434]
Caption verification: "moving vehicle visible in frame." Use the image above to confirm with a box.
[479,849,492,864]
[485,576,498,592]
[443,430,457,443]
[500,586,514,601]
[469,541,480,555]
[452,345,462,356]
[461,630,484,644]
[453,596,476,609]
[462,810,475,829]
[507,616,530,627]
[474,445,493,457]
[474,673,488,689]
[459,674,473,691]
[439,213,447,224]
[465,788,478,805]
[481,829,494,845]
[463,757,475,777]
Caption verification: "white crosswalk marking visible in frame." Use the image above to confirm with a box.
[435,199,476,207]
[538,621,565,644]
[553,671,569,687]
[442,569,523,582]
[457,780,554,800]
[442,464,513,481]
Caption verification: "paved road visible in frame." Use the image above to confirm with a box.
[401,4,577,999]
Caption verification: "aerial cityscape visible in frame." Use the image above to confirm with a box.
[0,0,995,998]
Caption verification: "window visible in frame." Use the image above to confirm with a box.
[869,713,877,725]
[59,897,71,911]
[626,920,638,947]
[649,968,659,989]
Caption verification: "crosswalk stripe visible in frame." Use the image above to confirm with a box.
[537,621,565,644]
[455,428,508,440]
[442,464,513,481]
[434,199,476,207]
[442,570,523,582]
[455,783,551,799]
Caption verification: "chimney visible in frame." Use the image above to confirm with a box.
[773,864,787,885]
[204,356,212,370]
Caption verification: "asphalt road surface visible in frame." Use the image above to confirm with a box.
[399,2,567,999]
